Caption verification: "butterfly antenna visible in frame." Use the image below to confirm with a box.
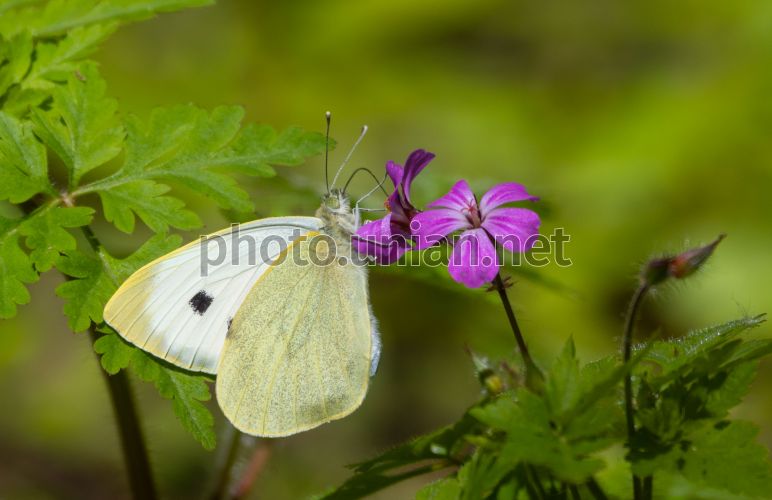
[324,111,332,194]
[331,124,368,189]
[342,167,389,195]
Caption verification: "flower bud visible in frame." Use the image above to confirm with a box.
[641,234,725,286]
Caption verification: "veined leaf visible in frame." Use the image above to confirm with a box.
[98,179,200,233]
[0,214,38,318]
[94,330,216,450]
[19,205,94,271]
[24,23,117,90]
[32,63,124,189]
[0,111,53,202]
[55,232,180,331]
[633,421,772,497]
[76,104,327,219]
[0,31,32,97]
[0,0,213,38]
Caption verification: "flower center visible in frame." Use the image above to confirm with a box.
[463,203,482,228]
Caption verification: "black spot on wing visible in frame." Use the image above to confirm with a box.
[189,290,214,315]
[226,317,233,336]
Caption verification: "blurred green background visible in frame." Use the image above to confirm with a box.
[3,0,772,498]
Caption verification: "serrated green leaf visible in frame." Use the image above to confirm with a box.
[0,0,213,38]
[94,330,216,450]
[129,345,215,450]
[32,63,124,188]
[641,315,766,380]
[417,477,461,500]
[457,451,511,500]
[55,249,113,331]
[0,111,52,202]
[99,179,200,233]
[93,327,133,374]
[0,214,38,318]
[634,421,772,496]
[19,206,93,271]
[76,104,327,220]
[0,31,32,96]
[24,23,117,90]
[703,361,758,417]
[56,232,180,331]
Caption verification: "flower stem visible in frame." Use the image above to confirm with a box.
[622,282,649,500]
[492,273,543,390]
[211,425,242,500]
[89,327,157,500]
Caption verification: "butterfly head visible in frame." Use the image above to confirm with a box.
[317,189,356,233]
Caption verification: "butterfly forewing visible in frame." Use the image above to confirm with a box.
[103,216,323,374]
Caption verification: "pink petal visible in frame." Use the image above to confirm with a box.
[411,208,470,249]
[481,207,541,253]
[478,182,538,214]
[353,215,409,264]
[448,228,499,288]
[385,160,403,188]
[427,179,476,211]
[402,149,435,202]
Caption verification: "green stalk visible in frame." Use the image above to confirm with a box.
[622,283,650,500]
[80,225,158,500]
[491,273,544,390]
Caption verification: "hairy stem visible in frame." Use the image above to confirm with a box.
[492,273,543,390]
[89,328,158,500]
[622,283,649,500]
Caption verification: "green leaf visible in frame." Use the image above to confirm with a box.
[93,327,133,374]
[98,179,200,233]
[55,249,114,332]
[322,415,479,499]
[77,104,327,218]
[472,391,606,484]
[24,23,117,90]
[19,206,93,271]
[94,330,216,450]
[417,477,461,500]
[0,214,38,318]
[641,315,767,380]
[457,451,511,500]
[634,421,772,496]
[0,0,213,38]
[0,111,52,202]
[56,232,180,331]
[32,63,124,188]
[0,31,32,96]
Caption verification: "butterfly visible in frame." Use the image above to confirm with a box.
[103,116,384,437]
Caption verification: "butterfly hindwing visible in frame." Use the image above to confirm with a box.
[103,216,324,374]
[216,231,373,437]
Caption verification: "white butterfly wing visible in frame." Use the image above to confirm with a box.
[103,216,324,374]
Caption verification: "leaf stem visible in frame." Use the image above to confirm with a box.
[89,328,158,500]
[622,282,649,500]
[491,273,543,390]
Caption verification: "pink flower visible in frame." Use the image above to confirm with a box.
[353,149,435,263]
[411,180,540,288]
